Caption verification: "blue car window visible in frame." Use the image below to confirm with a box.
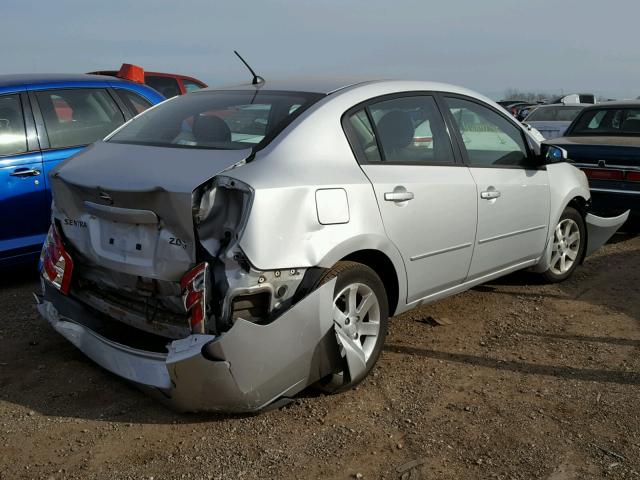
[35,89,125,149]
[115,89,153,115]
[0,94,28,157]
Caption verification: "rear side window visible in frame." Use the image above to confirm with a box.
[146,76,180,98]
[0,94,28,157]
[369,96,454,164]
[445,97,530,168]
[346,110,382,162]
[115,89,153,115]
[345,95,454,165]
[35,89,125,149]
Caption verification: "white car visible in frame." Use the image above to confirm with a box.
[37,79,628,412]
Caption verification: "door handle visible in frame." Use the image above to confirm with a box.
[480,190,501,200]
[10,168,41,177]
[384,191,414,202]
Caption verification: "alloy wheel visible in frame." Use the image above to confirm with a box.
[332,282,381,380]
[550,218,581,275]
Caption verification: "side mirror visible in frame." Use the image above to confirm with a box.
[541,144,569,164]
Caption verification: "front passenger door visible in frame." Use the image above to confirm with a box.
[443,96,550,280]
[344,94,478,303]
[0,93,47,261]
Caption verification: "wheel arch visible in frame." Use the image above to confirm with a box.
[567,195,589,218]
[340,249,401,316]
[533,191,590,273]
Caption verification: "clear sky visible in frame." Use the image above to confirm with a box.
[3,0,639,100]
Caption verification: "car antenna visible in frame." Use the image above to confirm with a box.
[234,50,264,86]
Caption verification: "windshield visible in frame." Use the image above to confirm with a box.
[525,106,584,122]
[568,107,640,136]
[108,90,324,150]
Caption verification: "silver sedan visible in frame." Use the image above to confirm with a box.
[37,79,628,411]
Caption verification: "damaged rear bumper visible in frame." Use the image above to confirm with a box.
[36,279,337,413]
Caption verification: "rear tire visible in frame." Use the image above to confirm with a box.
[313,261,388,393]
[540,207,586,283]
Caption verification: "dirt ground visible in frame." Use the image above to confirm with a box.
[0,235,638,480]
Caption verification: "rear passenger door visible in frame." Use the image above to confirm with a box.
[0,93,48,260]
[29,88,127,207]
[442,96,550,280]
[344,94,478,303]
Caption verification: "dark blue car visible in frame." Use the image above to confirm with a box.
[0,74,164,267]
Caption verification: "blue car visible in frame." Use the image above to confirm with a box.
[0,74,164,268]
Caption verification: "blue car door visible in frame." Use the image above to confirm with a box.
[0,93,48,264]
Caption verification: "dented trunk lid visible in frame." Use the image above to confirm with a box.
[50,141,251,281]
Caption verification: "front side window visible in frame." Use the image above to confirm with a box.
[115,89,152,115]
[569,108,640,135]
[35,89,125,149]
[146,76,181,98]
[108,90,323,151]
[445,97,530,168]
[0,94,28,157]
[183,80,205,93]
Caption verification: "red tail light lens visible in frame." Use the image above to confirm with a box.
[40,224,74,295]
[582,168,624,181]
[413,136,433,147]
[626,171,640,182]
[180,262,209,334]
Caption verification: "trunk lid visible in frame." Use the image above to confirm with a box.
[547,136,640,197]
[526,121,570,140]
[549,136,640,167]
[51,141,251,281]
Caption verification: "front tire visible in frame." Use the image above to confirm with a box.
[540,206,586,283]
[313,261,388,393]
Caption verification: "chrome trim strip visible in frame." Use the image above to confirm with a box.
[574,162,640,172]
[410,242,472,261]
[478,225,547,245]
[590,187,640,196]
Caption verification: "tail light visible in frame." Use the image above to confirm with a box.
[627,171,640,182]
[40,224,74,295]
[582,168,624,181]
[180,262,210,334]
[413,136,433,147]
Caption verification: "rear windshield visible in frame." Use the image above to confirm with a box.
[568,107,640,135]
[108,90,323,150]
[525,106,584,122]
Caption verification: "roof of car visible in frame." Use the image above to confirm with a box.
[0,73,133,89]
[581,100,640,109]
[205,78,505,99]
[535,103,590,108]
[206,77,383,95]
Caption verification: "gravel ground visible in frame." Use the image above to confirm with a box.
[0,235,638,480]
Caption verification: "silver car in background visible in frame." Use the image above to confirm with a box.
[523,103,588,139]
[37,79,628,412]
